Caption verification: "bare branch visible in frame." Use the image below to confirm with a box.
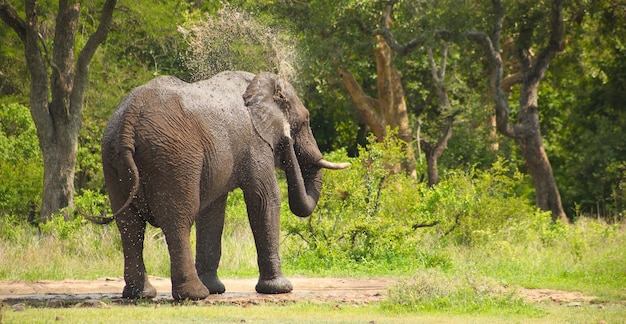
[426,47,439,83]
[501,72,523,91]
[412,220,440,230]
[468,30,517,138]
[439,43,448,80]
[78,0,117,64]
[38,31,61,77]
[490,0,504,52]
[427,45,451,111]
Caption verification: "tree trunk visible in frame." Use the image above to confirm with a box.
[468,0,568,222]
[519,132,564,220]
[1,0,117,222]
[338,35,417,178]
[422,118,453,187]
[420,45,455,187]
[39,126,79,219]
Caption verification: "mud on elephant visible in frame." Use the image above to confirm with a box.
[97,71,349,300]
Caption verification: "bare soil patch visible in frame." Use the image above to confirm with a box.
[0,277,597,308]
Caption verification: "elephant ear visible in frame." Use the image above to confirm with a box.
[243,73,291,151]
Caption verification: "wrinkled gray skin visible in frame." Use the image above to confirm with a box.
[101,71,349,301]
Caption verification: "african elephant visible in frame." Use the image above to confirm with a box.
[99,71,349,300]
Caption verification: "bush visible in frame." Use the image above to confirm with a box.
[0,103,42,222]
[282,134,546,274]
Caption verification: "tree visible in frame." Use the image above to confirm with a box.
[365,1,472,185]
[337,35,417,178]
[467,0,568,222]
[0,0,117,222]
[420,44,456,186]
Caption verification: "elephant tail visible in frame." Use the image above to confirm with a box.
[84,108,141,225]
[83,147,139,225]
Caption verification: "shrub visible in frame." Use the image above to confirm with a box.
[0,103,42,222]
[282,134,545,273]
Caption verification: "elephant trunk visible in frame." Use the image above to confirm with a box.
[280,139,321,217]
[288,162,323,217]
[281,129,350,217]
[281,138,322,217]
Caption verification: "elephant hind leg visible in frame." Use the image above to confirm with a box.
[155,194,210,300]
[161,223,210,300]
[116,208,157,299]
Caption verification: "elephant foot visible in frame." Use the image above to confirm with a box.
[122,281,157,299]
[199,274,226,294]
[255,276,293,294]
[172,279,210,301]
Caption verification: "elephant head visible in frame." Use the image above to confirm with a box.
[244,73,349,217]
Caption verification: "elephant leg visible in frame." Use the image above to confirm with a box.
[116,210,157,299]
[159,219,210,300]
[243,182,293,294]
[195,194,227,294]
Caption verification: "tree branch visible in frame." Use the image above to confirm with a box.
[412,220,440,230]
[23,0,53,138]
[490,0,504,51]
[467,28,517,138]
[0,1,27,42]
[371,0,427,55]
[337,67,386,139]
[528,0,564,85]
[501,72,523,91]
[374,35,394,122]
[426,45,451,109]
[72,0,117,116]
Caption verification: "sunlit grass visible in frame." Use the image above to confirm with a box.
[453,218,626,301]
[3,301,625,324]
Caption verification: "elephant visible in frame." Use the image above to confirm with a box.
[98,71,349,300]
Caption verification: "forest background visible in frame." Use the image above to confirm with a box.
[1,0,624,224]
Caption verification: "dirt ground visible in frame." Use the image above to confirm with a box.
[0,276,597,308]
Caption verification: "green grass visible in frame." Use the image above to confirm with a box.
[2,301,625,324]
[1,215,625,321]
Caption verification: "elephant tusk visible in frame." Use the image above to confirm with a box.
[315,159,351,170]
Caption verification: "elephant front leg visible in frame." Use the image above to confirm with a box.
[244,185,293,294]
[195,195,227,294]
[116,214,157,299]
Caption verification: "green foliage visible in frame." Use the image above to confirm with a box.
[38,214,87,241]
[282,135,541,274]
[547,49,626,219]
[0,103,42,221]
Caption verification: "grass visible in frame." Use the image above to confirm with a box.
[1,214,625,322]
[2,301,625,323]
